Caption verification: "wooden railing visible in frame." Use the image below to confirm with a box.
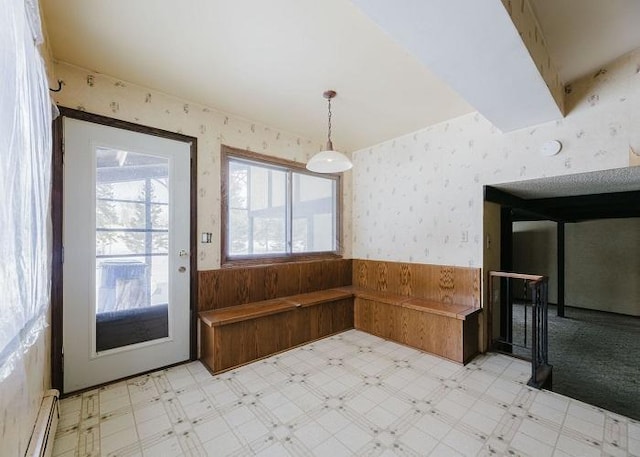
[489,271,552,389]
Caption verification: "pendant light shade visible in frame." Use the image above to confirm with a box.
[306,90,352,173]
[306,149,352,173]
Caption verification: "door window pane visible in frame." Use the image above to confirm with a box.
[95,148,170,352]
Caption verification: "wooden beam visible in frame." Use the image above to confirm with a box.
[532,190,640,209]
[484,186,528,208]
[484,186,562,221]
[557,222,565,318]
[499,206,513,351]
[520,190,640,223]
[486,187,640,223]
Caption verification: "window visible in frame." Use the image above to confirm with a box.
[221,146,341,264]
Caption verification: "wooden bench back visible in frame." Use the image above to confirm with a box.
[352,259,481,308]
[198,259,480,312]
[198,259,352,311]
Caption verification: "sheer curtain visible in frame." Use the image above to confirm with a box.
[0,0,52,382]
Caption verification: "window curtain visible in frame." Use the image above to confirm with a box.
[0,0,53,381]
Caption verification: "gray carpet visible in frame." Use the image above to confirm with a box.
[511,303,640,421]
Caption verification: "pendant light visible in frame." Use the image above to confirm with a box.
[306,90,353,173]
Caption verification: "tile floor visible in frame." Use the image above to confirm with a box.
[53,330,639,457]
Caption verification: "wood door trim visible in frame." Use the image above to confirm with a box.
[51,107,198,393]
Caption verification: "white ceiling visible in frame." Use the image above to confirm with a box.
[41,0,640,152]
[349,0,564,132]
[529,0,640,83]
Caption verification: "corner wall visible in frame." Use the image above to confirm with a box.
[352,48,639,271]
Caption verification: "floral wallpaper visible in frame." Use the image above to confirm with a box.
[53,61,353,270]
[501,0,564,113]
[352,48,640,268]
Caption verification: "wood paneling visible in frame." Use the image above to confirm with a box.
[200,298,354,373]
[198,259,352,311]
[354,298,479,364]
[352,260,481,308]
[463,316,480,363]
[403,298,480,320]
[351,260,481,364]
[200,299,295,327]
[199,289,354,327]
[199,259,482,370]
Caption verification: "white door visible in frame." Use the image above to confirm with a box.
[63,117,191,393]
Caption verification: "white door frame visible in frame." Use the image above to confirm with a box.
[51,108,197,394]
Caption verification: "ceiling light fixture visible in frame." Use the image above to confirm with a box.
[306,90,353,173]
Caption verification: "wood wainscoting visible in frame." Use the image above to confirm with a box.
[197,259,482,372]
[352,259,481,307]
[197,259,353,311]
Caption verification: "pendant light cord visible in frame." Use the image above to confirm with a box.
[327,97,332,144]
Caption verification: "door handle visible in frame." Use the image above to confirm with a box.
[178,266,186,273]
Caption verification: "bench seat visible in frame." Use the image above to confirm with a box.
[282,289,354,307]
[198,284,480,372]
[198,289,354,373]
[402,297,480,320]
[352,292,480,364]
[199,299,295,327]
[334,286,479,320]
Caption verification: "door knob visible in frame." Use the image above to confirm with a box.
[178,266,186,273]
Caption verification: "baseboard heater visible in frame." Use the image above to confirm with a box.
[25,389,60,457]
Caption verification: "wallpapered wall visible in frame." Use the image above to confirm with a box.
[513,220,558,303]
[52,61,353,270]
[566,218,640,316]
[352,48,639,268]
[513,219,640,316]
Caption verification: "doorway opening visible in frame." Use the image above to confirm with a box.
[485,167,640,420]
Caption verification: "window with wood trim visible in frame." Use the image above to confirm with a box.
[221,146,341,265]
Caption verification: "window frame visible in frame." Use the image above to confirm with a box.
[221,145,342,267]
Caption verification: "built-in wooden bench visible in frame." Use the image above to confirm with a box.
[340,288,479,364]
[347,260,481,364]
[198,263,354,373]
[197,259,482,373]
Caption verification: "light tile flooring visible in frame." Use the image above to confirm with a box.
[53,330,639,457]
